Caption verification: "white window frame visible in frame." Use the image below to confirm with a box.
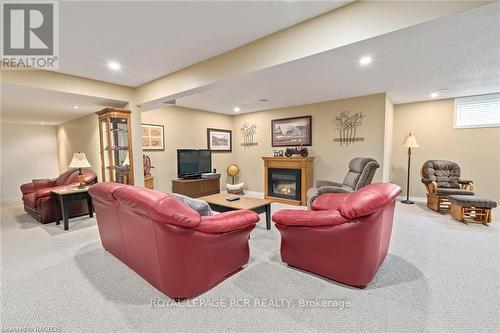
[454,93,500,129]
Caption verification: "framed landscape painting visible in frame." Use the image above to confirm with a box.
[272,116,312,147]
[142,124,165,151]
[207,128,232,152]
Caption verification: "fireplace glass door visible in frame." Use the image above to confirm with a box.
[268,168,301,201]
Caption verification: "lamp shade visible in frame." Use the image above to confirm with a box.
[68,152,91,168]
[401,133,420,148]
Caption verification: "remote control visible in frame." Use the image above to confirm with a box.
[226,196,240,202]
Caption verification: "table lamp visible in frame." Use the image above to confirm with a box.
[401,133,420,204]
[69,152,91,189]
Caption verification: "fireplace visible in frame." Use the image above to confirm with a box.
[262,157,314,206]
[268,168,301,201]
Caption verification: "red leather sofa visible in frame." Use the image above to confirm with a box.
[20,169,97,224]
[88,182,260,299]
[272,182,402,288]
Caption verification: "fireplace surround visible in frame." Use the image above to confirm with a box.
[262,157,314,206]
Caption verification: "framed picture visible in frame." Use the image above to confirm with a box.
[207,128,232,152]
[142,124,165,151]
[271,116,312,147]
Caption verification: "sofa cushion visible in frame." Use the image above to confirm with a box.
[32,179,55,191]
[448,195,497,208]
[22,193,37,208]
[436,188,474,196]
[342,171,360,189]
[172,193,213,216]
[342,157,379,190]
[55,169,96,186]
[421,160,461,188]
[34,183,79,199]
[55,169,77,185]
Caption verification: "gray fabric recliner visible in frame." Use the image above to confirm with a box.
[307,157,380,207]
[420,160,474,212]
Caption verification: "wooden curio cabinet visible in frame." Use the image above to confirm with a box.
[96,108,134,185]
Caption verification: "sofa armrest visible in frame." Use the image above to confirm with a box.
[20,182,36,195]
[458,179,473,184]
[316,180,343,188]
[272,209,348,227]
[35,183,79,199]
[317,186,353,195]
[338,183,401,219]
[195,210,260,233]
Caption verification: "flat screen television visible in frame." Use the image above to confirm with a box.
[177,149,212,178]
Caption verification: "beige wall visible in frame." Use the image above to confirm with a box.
[56,114,101,181]
[392,99,500,202]
[141,106,234,193]
[1,123,59,201]
[232,93,388,192]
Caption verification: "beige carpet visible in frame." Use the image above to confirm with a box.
[1,200,499,332]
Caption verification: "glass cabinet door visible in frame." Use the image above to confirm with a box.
[97,108,134,185]
[100,118,111,182]
[111,117,131,184]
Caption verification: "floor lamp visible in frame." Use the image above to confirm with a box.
[401,133,420,204]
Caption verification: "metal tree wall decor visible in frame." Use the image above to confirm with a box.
[241,123,258,148]
[333,111,365,146]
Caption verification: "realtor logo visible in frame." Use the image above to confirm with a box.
[1,1,58,69]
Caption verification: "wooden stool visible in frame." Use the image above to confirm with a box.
[448,195,497,225]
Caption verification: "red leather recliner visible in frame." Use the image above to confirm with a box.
[88,182,260,299]
[272,182,402,288]
[20,169,97,224]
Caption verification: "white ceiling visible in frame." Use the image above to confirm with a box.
[176,1,500,114]
[55,1,350,87]
[0,84,127,125]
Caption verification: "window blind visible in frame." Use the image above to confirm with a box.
[454,93,500,129]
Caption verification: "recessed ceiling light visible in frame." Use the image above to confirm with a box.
[430,92,439,98]
[359,56,372,66]
[233,106,240,112]
[72,105,79,109]
[108,61,121,71]
[40,122,45,125]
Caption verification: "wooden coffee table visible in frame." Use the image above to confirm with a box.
[199,193,273,230]
[52,186,93,230]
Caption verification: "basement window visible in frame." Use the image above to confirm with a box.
[454,93,500,129]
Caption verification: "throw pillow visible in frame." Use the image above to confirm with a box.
[171,193,213,216]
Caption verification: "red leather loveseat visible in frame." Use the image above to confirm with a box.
[88,182,260,299]
[20,169,97,224]
[272,182,401,288]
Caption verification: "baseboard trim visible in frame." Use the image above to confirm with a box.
[244,190,264,198]
[397,195,426,203]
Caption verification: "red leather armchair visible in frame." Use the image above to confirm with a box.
[88,182,260,299]
[272,182,402,288]
[20,169,97,224]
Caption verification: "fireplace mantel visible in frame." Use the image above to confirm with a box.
[262,157,314,206]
